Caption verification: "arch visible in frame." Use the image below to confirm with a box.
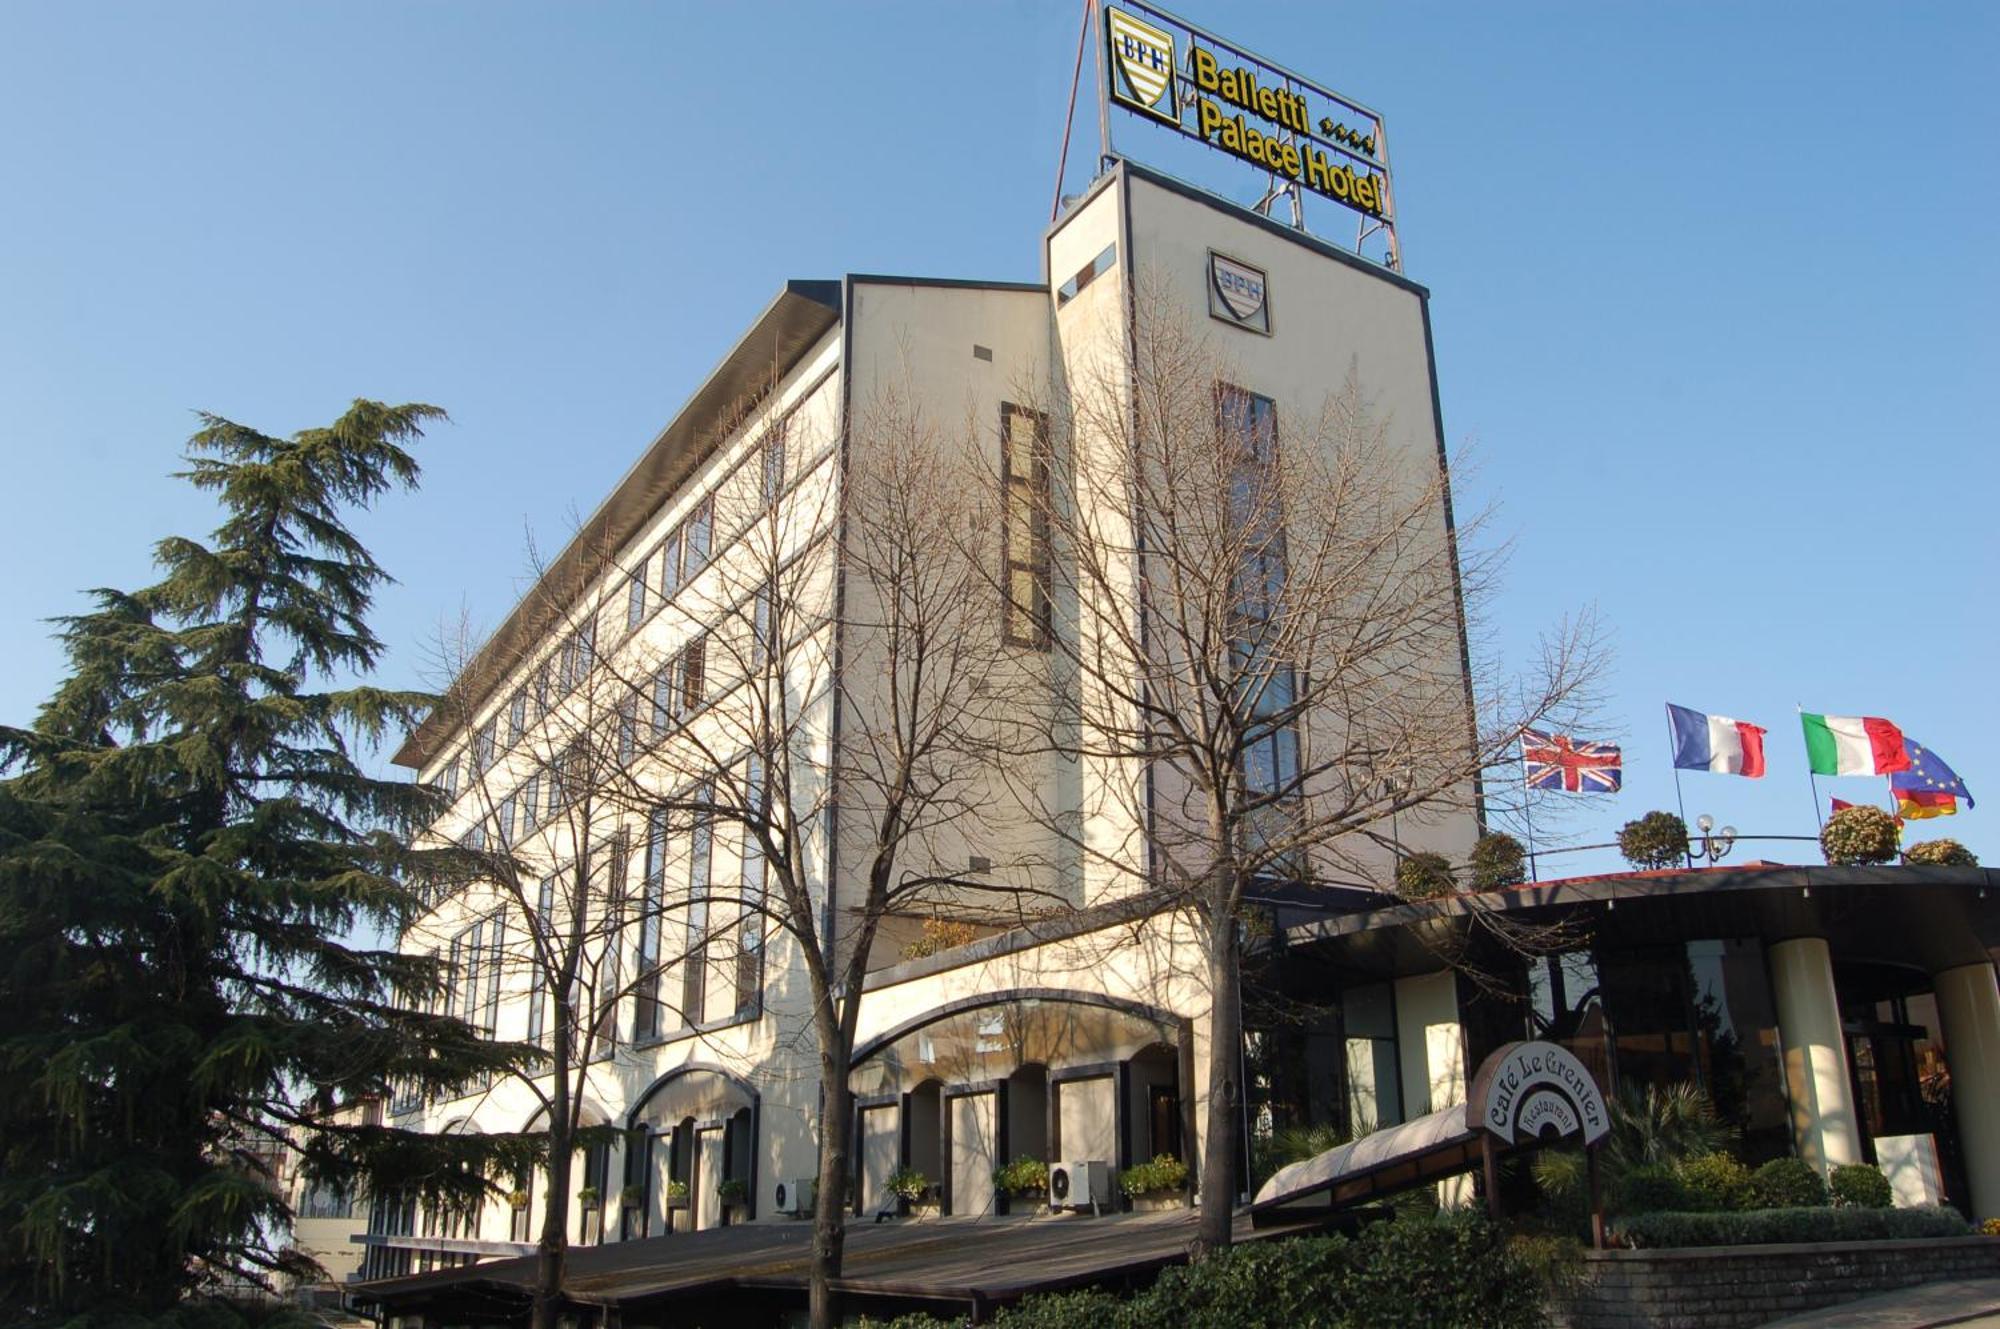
[626,1061,762,1129]
[852,988,1186,1066]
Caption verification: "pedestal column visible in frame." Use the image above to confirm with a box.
[1768,936,1862,1172]
[1934,961,2000,1220]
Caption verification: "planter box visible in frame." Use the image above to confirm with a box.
[1005,1196,1051,1217]
[1128,1193,1185,1213]
[902,1198,941,1219]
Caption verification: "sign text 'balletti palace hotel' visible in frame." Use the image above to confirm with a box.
[356,4,2000,1321]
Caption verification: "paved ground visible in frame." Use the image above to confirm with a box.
[1764,1279,2000,1328]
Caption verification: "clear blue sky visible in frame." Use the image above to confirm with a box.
[2,2,1994,874]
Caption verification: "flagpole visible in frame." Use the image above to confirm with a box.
[1522,780,1540,884]
[1665,705,1694,869]
[1799,704,1826,831]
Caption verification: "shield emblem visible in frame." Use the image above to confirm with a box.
[1209,253,1269,332]
[1107,8,1177,123]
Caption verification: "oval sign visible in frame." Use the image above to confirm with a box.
[1466,1040,1610,1147]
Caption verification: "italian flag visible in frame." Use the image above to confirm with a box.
[1801,713,1910,777]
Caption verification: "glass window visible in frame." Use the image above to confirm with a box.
[1001,403,1051,648]
[626,567,648,632]
[684,497,714,575]
[1341,982,1403,1133]
[617,694,638,764]
[634,809,667,1042]
[761,429,787,507]
[849,997,1177,1099]
[682,791,712,1028]
[679,635,706,713]
[751,581,774,670]
[520,774,540,834]
[528,878,554,1048]
[735,756,765,1018]
[658,528,684,600]
[509,690,529,744]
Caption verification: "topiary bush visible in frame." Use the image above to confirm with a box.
[1675,1152,1753,1212]
[1119,1154,1188,1197]
[1469,832,1528,890]
[1618,812,1688,870]
[1820,804,1900,866]
[1906,838,1979,867]
[1612,1164,1695,1216]
[1748,1157,1829,1209]
[1829,1163,1894,1209]
[1614,1205,1968,1249]
[1396,851,1457,899]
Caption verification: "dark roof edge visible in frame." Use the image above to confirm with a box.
[393,280,842,769]
[847,273,1047,293]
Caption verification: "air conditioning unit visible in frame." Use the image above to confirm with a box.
[774,1176,817,1217]
[1048,1160,1112,1213]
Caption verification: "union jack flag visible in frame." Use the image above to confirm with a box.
[1523,729,1623,793]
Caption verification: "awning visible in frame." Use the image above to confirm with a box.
[1250,1103,1481,1214]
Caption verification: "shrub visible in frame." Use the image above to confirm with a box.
[1396,851,1457,898]
[993,1156,1050,1197]
[1906,838,1979,867]
[619,1182,646,1208]
[1675,1152,1752,1212]
[1829,1163,1893,1209]
[663,1177,688,1202]
[1119,1154,1188,1197]
[717,1177,749,1206]
[887,1167,932,1202]
[1748,1157,1829,1209]
[1821,804,1900,866]
[1470,832,1528,890]
[1618,812,1688,870]
[901,916,980,961]
[575,1185,600,1207]
[1982,1217,2000,1236]
[1613,1164,1695,1215]
[1615,1205,1968,1249]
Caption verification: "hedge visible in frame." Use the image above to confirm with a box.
[1748,1157,1828,1209]
[1614,1205,1970,1249]
[1829,1163,1894,1210]
[869,1212,1546,1328]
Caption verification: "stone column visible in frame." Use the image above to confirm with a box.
[1934,961,2000,1220]
[1768,936,1862,1172]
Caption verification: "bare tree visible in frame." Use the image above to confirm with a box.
[1017,274,1605,1253]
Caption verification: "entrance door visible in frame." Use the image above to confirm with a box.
[949,1091,997,1217]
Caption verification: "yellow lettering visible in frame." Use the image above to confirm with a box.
[1279,142,1300,179]
[1198,98,1223,141]
[1192,47,1218,92]
[1257,86,1277,121]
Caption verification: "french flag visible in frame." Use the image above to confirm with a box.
[1667,703,1768,778]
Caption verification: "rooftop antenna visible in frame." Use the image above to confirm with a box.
[1051,0,1097,223]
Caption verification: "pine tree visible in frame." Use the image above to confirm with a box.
[0,401,539,1318]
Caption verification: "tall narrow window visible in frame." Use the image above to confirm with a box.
[592,838,627,1054]
[679,635,707,713]
[509,690,529,745]
[497,795,517,847]
[751,580,774,671]
[617,693,638,764]
[626,565,648,632]
[657,527,684,601]
[1217,385,1300,814]
[633,808,667,1042]
[651,661,677,735]
[682,789,712,1028]
[735,756,766,1018]
[481,913,505,1035]
[438,752,460,798]
[527,877,554,1048]
[1001,402,1052,648]
[683,497,714,575]
[521,774,540,835]
[473,718,497,774]
[761,429,787,507]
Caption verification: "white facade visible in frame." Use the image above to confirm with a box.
[367,160,1477,1276]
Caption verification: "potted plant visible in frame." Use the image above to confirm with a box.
[1618,811,1688,869]
[575,1185,600,1214]
[1395,851,1456,899]
[718,1178,749,1210]
[887,1166,935,1217]
[1906,838,1978,867]
[619,1183,646,1210]
[507,1188,531,1211]
[992,1156,1050,1214]
[1119,1154,1189,1211]
[1821,804,1899,866]
[663,1177,689,1208]
[1469,832,1527,890]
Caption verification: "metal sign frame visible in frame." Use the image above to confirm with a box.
[1089,0,1401,270]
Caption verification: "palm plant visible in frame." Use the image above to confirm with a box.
[1533,1080,1733,1202]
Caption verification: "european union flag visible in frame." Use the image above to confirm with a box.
[1890,739,1974,819]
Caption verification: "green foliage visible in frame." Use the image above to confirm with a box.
[1674,1152,1753,1212]
[1981,1217,2000,1236]
[1828,1163,1893,1210]
[717,1178,749,1206]
[1820,804,1900,866]
[896,1214,1546,1329]
[1748,1157,1829,1209]
[1470,832,1528,890]
[1396,851,1457,899]
[1505,1231,1588,1300]
[1906,838,1979,867]
[887,1167,931,1201]
[1119,1154,1188,1197]
[992,1156,1050,1197]
[0,403,540,1315]
[1612,1164,1694,1216]
[1617,812,1688,870]
[1615,1205,1968,1249]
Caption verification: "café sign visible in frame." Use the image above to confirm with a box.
[1467,1041,1610,1147]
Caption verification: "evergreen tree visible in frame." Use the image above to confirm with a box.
[0,401,539,1318]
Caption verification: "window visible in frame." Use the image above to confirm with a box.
[683,497,714,575]
[1056,242,1117,306]
[1001,402,1052,647]
[1218,385,1300,812]
[651,662,677,736]
[520,774,540,835]
[682,790,712,1028]
[509,689,529,744]
[527,877,554,1048]
[480,914,505,1035]
[562,619,597,691]
[751,581,774,670]
[497,795,517,847]
[617,694,638,764]
[735,756,766,1018]
[657,527,684,601]
[592,840,627,1053]
[473,718,497,774]
[438,751,460,798]
[760,429,786,507]
[678,635,707,714]
[626,565,649,632]
[633,809,667,1042]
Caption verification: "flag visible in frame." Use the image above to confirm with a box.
[1891,738,1973,820]
[1667,703,1767,777]
[1831,795,1903,828]
[1523,729,1623,793]
[1801,713,1911,777]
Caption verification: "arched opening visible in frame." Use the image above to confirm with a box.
[629,1067,758,1233]
[517,1102,615,1247]
[906,1079,944,1199]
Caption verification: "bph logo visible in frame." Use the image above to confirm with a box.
[1107,8,1177,124]
[1208,252,1270,334]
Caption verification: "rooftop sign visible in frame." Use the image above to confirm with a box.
[1096,2,1400,269]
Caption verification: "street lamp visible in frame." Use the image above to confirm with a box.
[1693,814,1737,865]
